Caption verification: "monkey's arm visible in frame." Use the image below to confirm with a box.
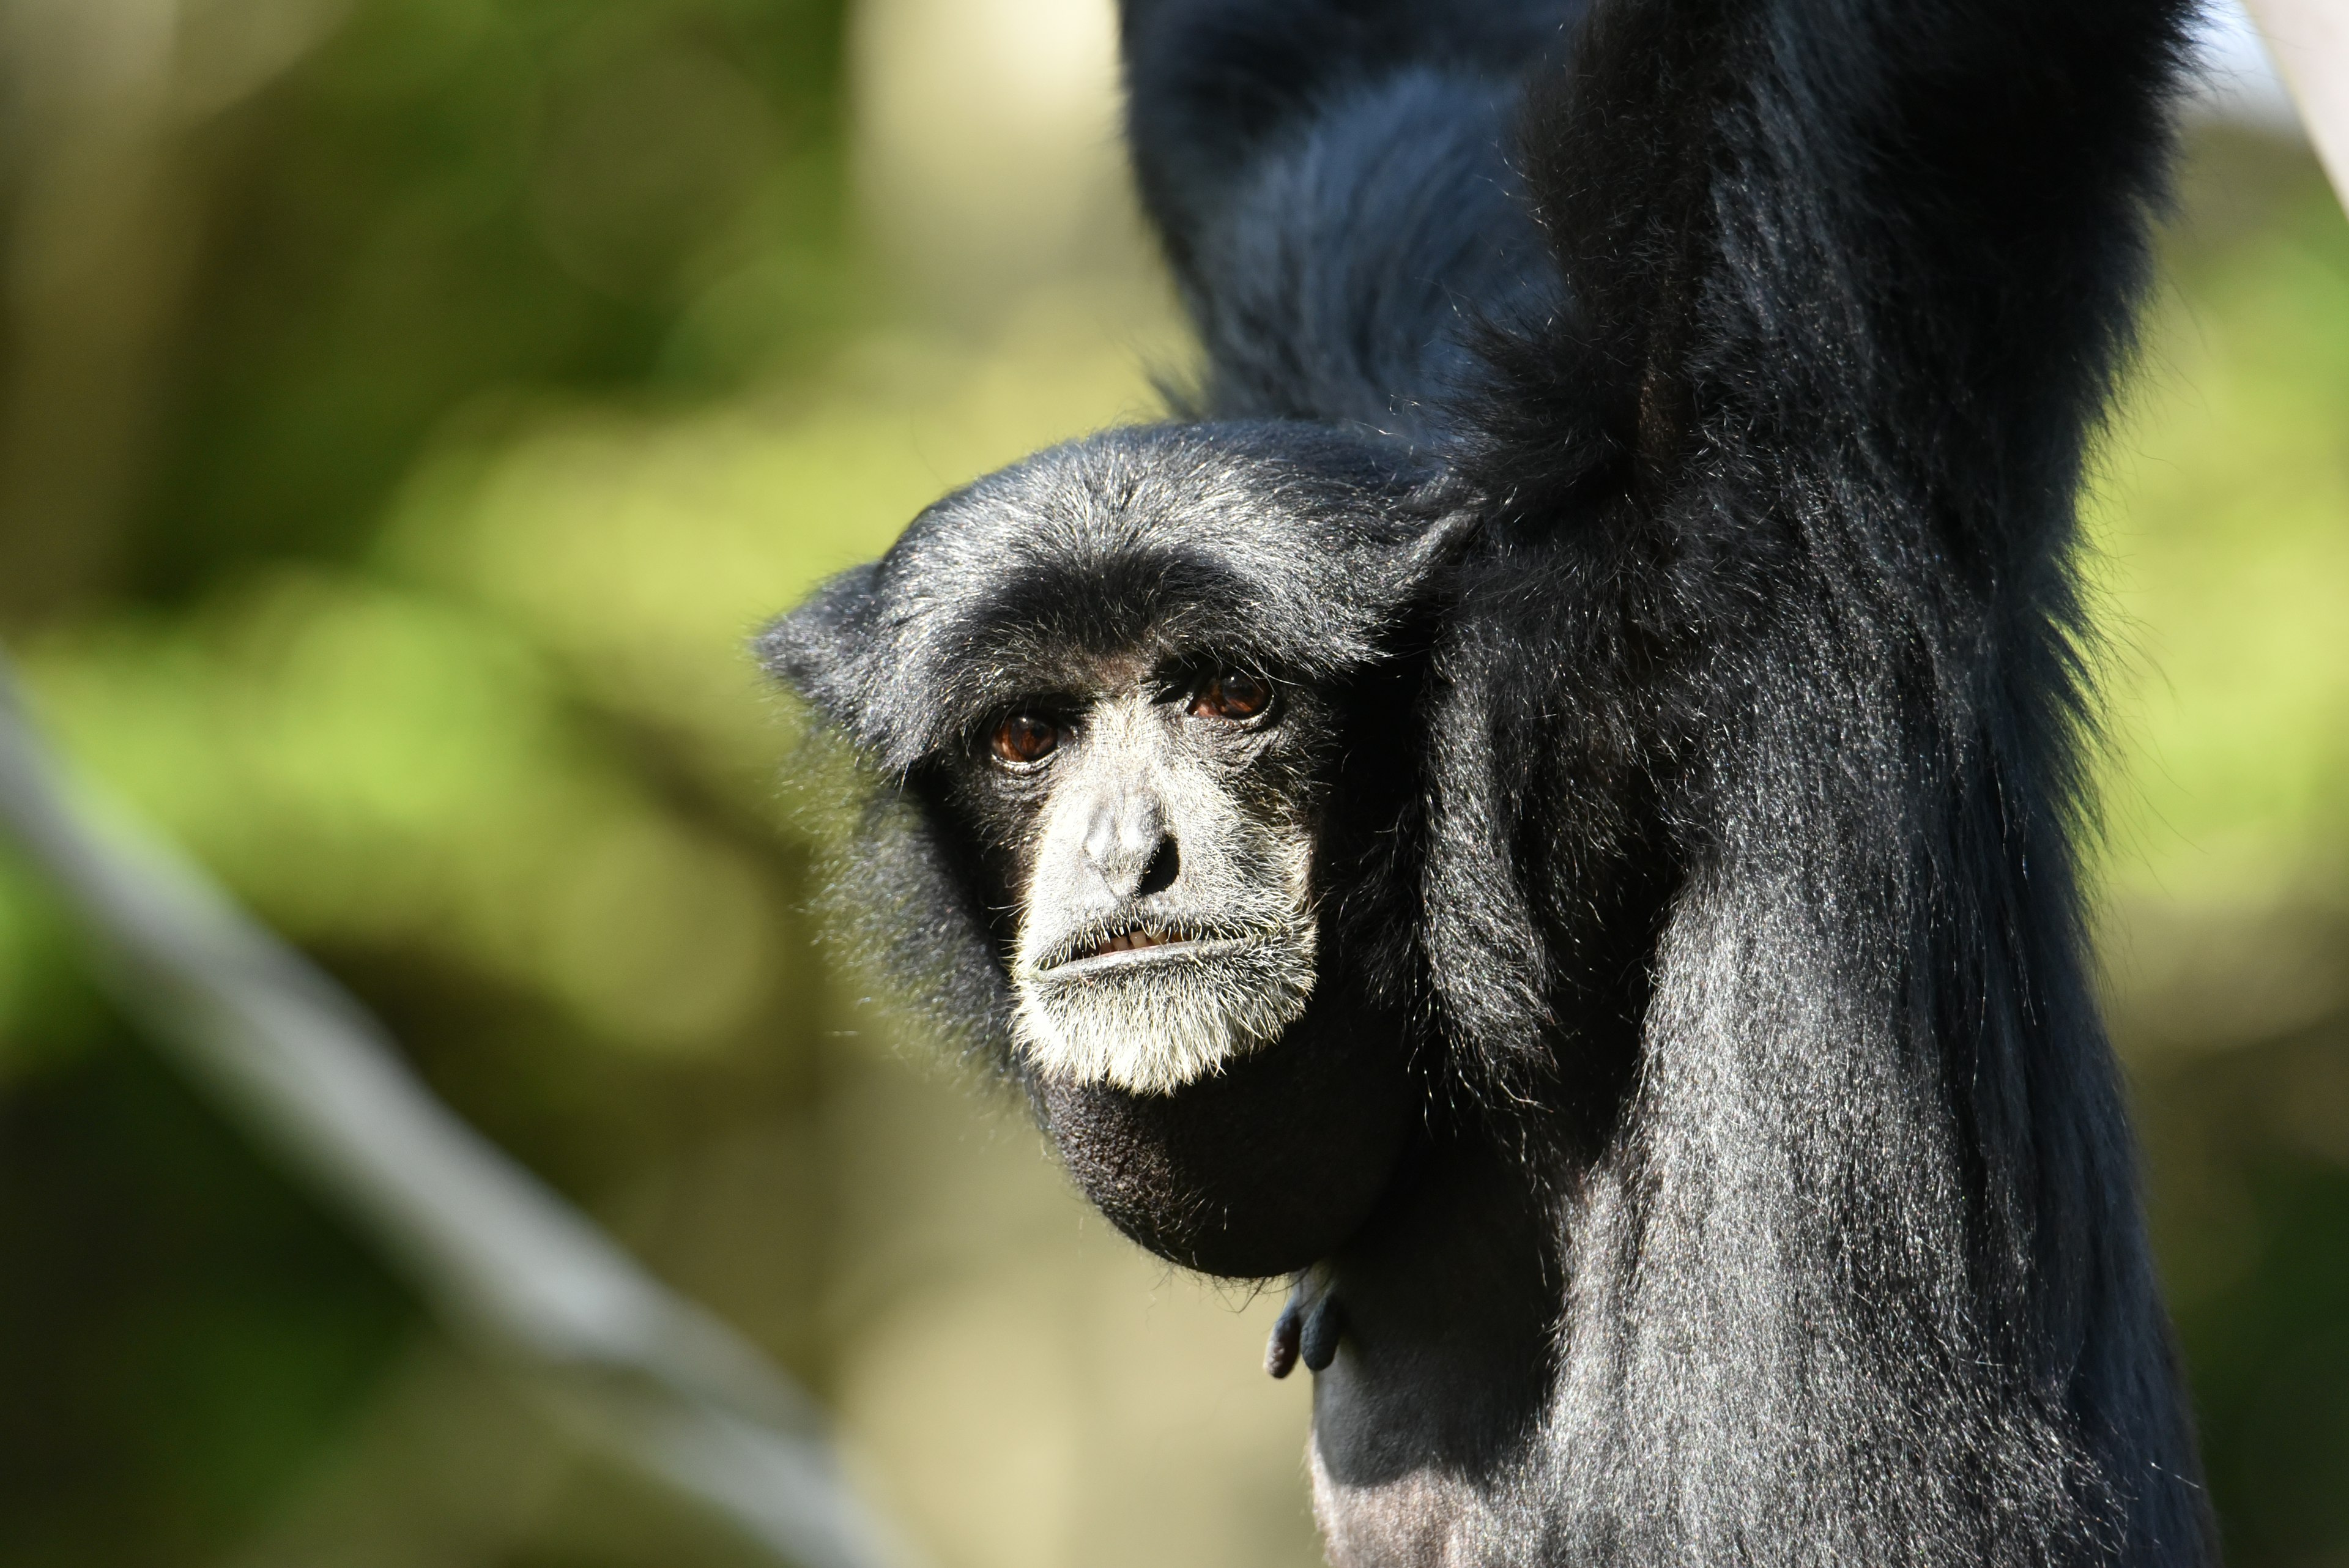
[1423,8,2215,1555]
[1117,0,1581,428]
[1118,0,1575,288]
[1482,0,2194,579]
[1406,6,2217,1553]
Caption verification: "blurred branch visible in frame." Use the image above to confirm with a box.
[0,651,922,1568]
[2243,0,2349,206]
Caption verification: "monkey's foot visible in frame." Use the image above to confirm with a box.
[1267,1272,1345,1378]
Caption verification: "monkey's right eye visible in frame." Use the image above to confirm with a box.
[990,715,1062,767]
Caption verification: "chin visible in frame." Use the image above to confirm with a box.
[1029,984,1420,1279]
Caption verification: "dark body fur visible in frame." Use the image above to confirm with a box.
[765,0,2214,1562]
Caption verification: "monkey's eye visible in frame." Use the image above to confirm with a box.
[990,714,1063,767]
[1191,669,1273,722]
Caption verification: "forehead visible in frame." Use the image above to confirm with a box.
[874,428,1423,680]
[901,537,1277,701]
[772,422,1450,773]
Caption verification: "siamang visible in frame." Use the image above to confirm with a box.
[764,0,2213,1562]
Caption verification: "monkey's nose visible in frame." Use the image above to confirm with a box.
[1082,793,1173,897]
[1135,836,1180,898]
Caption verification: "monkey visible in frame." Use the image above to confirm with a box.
[763,0,2215,1561]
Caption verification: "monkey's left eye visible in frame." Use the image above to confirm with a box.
[990,715,1063,767]
[1191,669,1273,722]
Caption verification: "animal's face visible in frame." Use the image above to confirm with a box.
[763,423,1463,1272]
[943,658,1332,1094]
[763,423,1461,1060]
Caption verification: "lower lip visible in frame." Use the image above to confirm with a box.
[1047,937,1250,976]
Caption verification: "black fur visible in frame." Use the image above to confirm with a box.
[763,0,2213,1561]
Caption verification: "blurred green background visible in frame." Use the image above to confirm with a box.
[0,4,2339,1565]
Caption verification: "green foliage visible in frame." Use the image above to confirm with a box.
[2092,136,2349,905]
[0,1,871,1560]
[135,0,859,596]
[0,1041,409,1567]
[0,4,2340,1558]
[2088,133,2349,1568]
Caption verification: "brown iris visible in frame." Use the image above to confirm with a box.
[1192,669,1272,721]
[990,714,1061,765]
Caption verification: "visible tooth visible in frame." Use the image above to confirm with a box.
[1080,926,1209,960]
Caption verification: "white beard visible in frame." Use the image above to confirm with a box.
[1011,920,1318,1095]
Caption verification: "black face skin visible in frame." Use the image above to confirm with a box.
[767,0,2217,1560]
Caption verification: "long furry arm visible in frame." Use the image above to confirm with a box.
[1428,8,2216,1559]
[1118,0,1577,291]
[1483,0,2197,581]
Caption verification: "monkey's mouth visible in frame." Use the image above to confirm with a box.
[1038,921,1248,973]
[1080,926,1197,959]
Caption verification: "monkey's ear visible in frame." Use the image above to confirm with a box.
[754,563,886,746]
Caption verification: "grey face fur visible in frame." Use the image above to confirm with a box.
[984,676,1322,1096]
[763,424,1456,1095]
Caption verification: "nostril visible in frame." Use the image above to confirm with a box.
[1135,836,1179,898]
